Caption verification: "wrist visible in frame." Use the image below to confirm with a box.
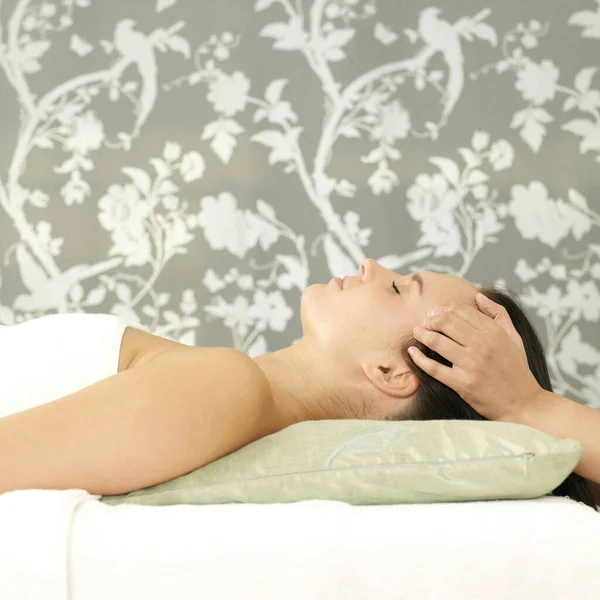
[499,383,548,425]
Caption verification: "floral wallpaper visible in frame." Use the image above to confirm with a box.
[0,0,598,408]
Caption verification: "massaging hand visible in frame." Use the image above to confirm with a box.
[408,293,544,422]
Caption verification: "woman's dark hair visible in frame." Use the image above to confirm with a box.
[388,285,597,511]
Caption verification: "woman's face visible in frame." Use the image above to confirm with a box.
[300,258,480,360]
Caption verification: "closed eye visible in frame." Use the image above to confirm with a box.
[391,281,401,295]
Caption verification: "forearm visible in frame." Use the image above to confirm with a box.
[501,390,600,485]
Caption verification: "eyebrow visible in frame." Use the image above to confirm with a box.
[411,273,424,296]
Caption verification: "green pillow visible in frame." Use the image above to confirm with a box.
[99,419,582,506]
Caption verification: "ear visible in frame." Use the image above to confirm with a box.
[362,360,419,399]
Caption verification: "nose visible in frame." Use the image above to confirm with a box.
[359,258,380,281]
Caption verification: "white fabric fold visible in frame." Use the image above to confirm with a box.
[0,489,101,600]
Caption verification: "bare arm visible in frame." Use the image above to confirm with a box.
[409,295,600,488]
[0,348,275,496]
[498,389,600,486]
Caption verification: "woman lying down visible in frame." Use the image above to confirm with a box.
[0,259,598,509]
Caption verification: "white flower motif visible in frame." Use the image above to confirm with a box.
[98,183,152,266]
[98,183,151,232]
[515,59,559,105]
[163,142,182,162]
[489,140,514,170]
[564,280,600,322]
[205,295,254,337]
[521,284,569,327]
[248,290,293,332]
[180,151,205,182]
[197,192,259,258]
[64,111,105,155]
[202,268,226,293]
[406,173,460,219]
[372,100,411,144]
[207,71,251,117]
[507,181,587,247]
[367,164,399,195]
[406,173,461,257]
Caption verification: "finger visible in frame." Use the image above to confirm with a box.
[407,346,457,388]
[475,293,524,345]
[412,325,463,363]
[422,307,482,346]
[444,302,494,331]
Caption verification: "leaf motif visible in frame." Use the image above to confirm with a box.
[562,118,600,153]
[574,67,597,92]
[166,34,191,58]
[265,79,288,104]
[556,326,600,376]
[562,118,595,136]
[472,22,498,46]
[467,169,488,186]
[247,334,268,358]
[325,28,355,48]
[210,130,237,164]
[25,39,51,60]
[324,47,346,62]
[275,254,306,291]
[156,0,177,13]
[256,199,277,222]
[251,130,284,149]
[404,28,419,43]
[510,109,528,129]
[115,283,132,304]
[255,0,277,11]
[376,248,433,270]
[520,116,547,153]
[70,34,93,57]
[178,330,196,346]
[563,96,578,112]
[122,167,152,196]
[261,20,306,50]
[86,286,107,306]
[374,22,399,46]
[458,147,481,167]
[429,157,460,186]
[531,107,553,124]
[568,188,590,212]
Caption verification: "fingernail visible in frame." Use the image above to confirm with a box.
[408,346,416,354]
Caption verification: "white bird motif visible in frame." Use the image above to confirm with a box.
[418,8,465,124]
[113,19,158,141]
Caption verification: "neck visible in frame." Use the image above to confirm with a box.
[252,339,359,431]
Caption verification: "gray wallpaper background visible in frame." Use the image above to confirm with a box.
[0,0,598,409]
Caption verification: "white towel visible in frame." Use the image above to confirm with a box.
[0,313,131,418]
[2,490,600,600]
[0,313,129,599]
[0,489,100,600]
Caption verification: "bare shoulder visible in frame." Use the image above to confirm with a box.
[153,345,279,443]
[118,327,277,436]
[118,326,194,372]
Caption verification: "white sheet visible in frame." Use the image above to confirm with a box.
[0,313,130,418]
[1,488,599,600]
